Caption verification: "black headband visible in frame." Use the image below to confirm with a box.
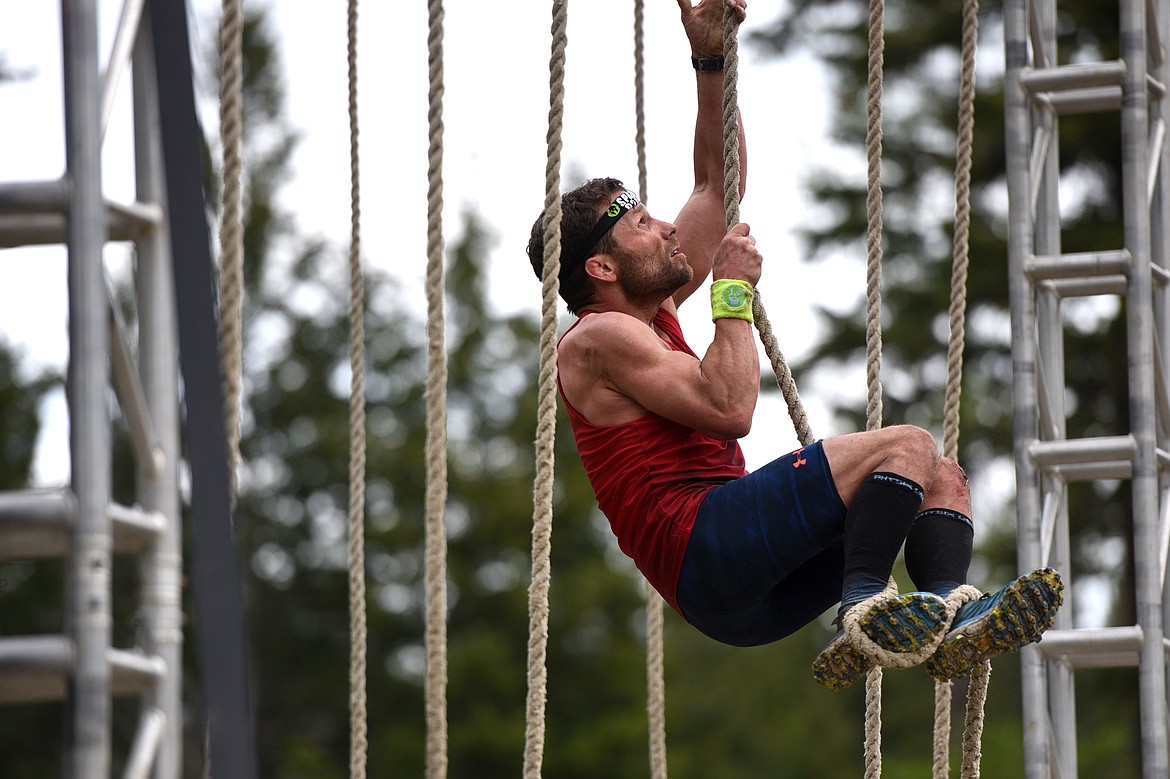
[576,189,641,265]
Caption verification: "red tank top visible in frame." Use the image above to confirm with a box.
[558,308,748,615]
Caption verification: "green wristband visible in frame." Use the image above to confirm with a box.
[710,279,754,323]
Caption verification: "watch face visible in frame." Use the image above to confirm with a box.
[723,284,747,309]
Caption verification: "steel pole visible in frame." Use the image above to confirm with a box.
[61,0,112,775]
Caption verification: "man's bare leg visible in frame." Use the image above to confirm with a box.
[812,425,1063,688]
[813,426,962,688]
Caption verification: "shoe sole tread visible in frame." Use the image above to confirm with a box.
[814,593,948,691]
[925,568,1063,681]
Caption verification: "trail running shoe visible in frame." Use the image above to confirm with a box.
[925,567,1064,681]
[812,628,872,691]
[859,591,949,654]
[813,592,949,691]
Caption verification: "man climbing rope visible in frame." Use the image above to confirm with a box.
[526,0,1062,690]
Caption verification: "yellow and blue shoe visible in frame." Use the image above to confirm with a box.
[812,628,871,691]
[813,591,949,690]
[858,591,949,654]
[924,567,1064,681]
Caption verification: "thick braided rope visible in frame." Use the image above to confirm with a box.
[720,7,814,447]
[523,3,568,777]
[217,0,244,504]
[423,0,450,776]
[962,661,992,779]
[934,0,982,776]
[861,0,886,773]
[863,0,885,433]
[841,584,928,670]
[645,582,668,779]
[721,13,742,228]
[345,2,369,777]
[863,667,883,778]
[845,582,989,777]
[954,11,989,779]
[942,0,979,461]
[927,585,981,777]
[633,4,668,778]
[754,301,815,446]
[634,0,649,206]
[925,587,984,776]
[842,582,968,670]
[933,678,954,779]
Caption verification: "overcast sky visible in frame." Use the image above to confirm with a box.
[3,0,868,481]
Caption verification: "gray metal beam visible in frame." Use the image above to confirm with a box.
[62,0,114,773]
[132,7,184,773]
[0,636,165,705]
[0,491,163,560]
[1007,0,1170,775]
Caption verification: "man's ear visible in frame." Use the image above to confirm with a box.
[584,254,617,283]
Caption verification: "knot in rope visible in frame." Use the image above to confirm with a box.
[839,582,979,672]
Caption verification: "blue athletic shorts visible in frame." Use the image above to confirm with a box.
[675,440,848,647]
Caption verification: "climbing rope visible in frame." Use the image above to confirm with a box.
[717,2,988,776]
[217,0,244,504]
[634,0,650,206]
[863,0,886,436]
[860,0,887,771]
[345,1,369,778]
[713,19,913,779]
[720,7,814,448]
[524,1,568,776]
[632,3,669,778]
[933,0,988,776]
[423,0,450,776]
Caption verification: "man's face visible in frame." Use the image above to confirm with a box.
[607,204,692,303]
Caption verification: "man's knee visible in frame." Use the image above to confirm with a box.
[886,425,940,467]
[932,456,971,502]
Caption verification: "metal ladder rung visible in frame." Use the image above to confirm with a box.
[0,179,69,212]
[1040,86,1122,115]
[1025,249,1132,282]
[0,490,74,559]
[1041,275,1129,298]
[1048,460,1134,481]
[0,490,165,560]
[108,503,167,551]
[1036,625,1144,668]
[0,636,166,704]
[1049,264,1170,299]
[1033,77,1166,117]
[1029,435,1136,469]
[1021,61,1127,94]
[0,188,162,245]
[0,635,71,703]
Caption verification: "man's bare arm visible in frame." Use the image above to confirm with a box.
[671,0,748,309]
[571,222,762,439]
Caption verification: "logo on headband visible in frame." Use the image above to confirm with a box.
[611,190,640,215]
[576,189,643,266]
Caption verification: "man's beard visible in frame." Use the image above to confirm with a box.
[616,249,693,304]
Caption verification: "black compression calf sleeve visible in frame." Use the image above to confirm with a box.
[904,508,974,597]
[841,472,925,608]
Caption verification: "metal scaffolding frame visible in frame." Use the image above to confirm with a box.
[1004,0,1170,776]
[0,1,256,776]
[0,1,182,776]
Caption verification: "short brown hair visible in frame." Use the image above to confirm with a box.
[527,177,625,315]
